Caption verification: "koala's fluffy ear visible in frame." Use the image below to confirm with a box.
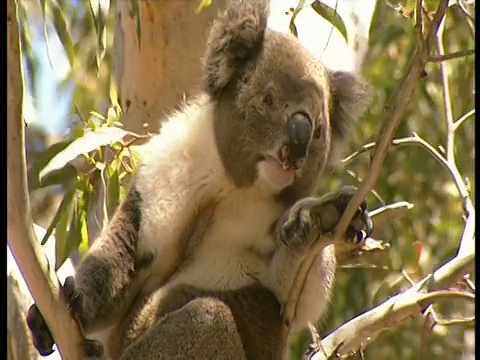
[203,0,269,96]
[328,71,371,144]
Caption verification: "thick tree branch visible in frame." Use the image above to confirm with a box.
[281,0,451,345]
[311,285,475,359]
[7,0,86,359]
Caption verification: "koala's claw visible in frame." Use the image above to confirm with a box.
[26,276,92,358]
[62,276,84,320]
[279,186,373,250]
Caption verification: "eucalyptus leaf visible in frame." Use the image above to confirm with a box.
[40,127,136,180]
[42,183,77,246]
[51,2,75,68]
[311,0,348,43]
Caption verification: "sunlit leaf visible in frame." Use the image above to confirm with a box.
[40,127,136,179]
[73,179,91,257]
[28,140,74,189]
[311,0,348,43]
[35,164,78,190]
[196,0,212,14]
[107,163,121,214]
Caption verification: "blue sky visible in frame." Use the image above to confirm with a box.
[24,19,73,137]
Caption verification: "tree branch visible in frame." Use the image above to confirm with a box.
[311,254,475,359]
[280,0,451,345]
[7,1,86,359]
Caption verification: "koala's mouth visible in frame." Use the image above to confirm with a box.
[279,144,307,171]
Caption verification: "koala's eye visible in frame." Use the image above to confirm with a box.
[263,93,274,106]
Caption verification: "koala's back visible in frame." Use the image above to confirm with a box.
[107,284,283,360]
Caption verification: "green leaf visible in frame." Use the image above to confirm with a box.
[130,0,142,49]
[40,127,135,180]
[289,0,310,38]
[107,164,121,214]
[88,0,109,71]
[51,2,75,68]
[28,140,74,190]
[311,1,348,43]
[67,179,91,260]
[36,164,78,190]
[196,0,212,14]
[54,193,74,270]
[42,183,77,246]
[78,201,90,257]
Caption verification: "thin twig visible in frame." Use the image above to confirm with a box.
[7,0,86,359]
[462,274,476,293]
[436,18,455,163]
[345,169,386,205]
[453,108,475,131]
[428,49,475,62]
[342,134,465,203]
[429,307,475,327]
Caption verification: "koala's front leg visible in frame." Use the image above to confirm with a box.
[264,186,372,330]
[27,187,147,357]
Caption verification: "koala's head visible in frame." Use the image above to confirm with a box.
[204,0,370,203]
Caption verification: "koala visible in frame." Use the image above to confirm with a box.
[27,0,371,359]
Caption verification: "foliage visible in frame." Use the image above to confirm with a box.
[20,0,475,359]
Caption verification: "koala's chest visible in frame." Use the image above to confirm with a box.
[168,191,284,290]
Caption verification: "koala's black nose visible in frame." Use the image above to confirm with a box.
[285,112,312,164]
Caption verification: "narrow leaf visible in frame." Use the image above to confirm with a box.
[289,0,309,38]
[42,184,77,245]
[36,164,78,190]
[28,140,74,189]
[55,195,74,270]
[311,1,348,43]
[107,164,121,214]
[51,2,75,67]
[88,0,109,70]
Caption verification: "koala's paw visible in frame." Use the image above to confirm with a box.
[81,339,105,359]
[26,276,103,358]
[26,305,104,358]
[62,276,84,321]
[26,304,55,356]
[279,186,373,250]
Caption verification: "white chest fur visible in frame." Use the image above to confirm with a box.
[134,97,284,293]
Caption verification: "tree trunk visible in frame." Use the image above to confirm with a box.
[113,0,228,135]
[86,0,228,243]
